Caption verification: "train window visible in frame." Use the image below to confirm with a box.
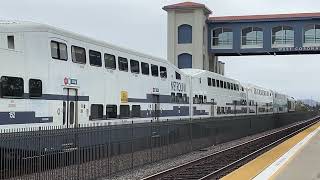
[118,57,128,71]
[63,102,66,125]
[106,105,117,119]
[120,105,130,118]
[29,79,42,98]
[171,93,176,102]
[132,105,141,117]
[217,107,221,114]
[0,76,24,98]
[70,102,75,124]
[141,62,150,75]
[227,82,231,89]
[231,83,234,90]
[176,72,181,80]
[51,41,68,60]
[199,95,203,104]
[89,50,102,67]
[227,107,231,114]
[194,95,198,104]
[183,94,188,103]
[151,64,159,77]
[7,35,15,49]
[160,66,167,78]
[216,80,220,87]
[71,46,86,64]
[207,77,212,86]
[212,79,216,87]
[220,81,223,88]
[236,84,239,91]
[130,59,140,74]
[177,93,182,103]
[90,104,103,120]
[105,54,116,69]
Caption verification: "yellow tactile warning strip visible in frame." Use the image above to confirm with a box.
[221,122,320,180]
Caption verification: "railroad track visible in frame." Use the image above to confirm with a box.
[143,117,320,180]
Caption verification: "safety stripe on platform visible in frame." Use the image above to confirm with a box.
[221,122,320,180]
[254,126,320,180]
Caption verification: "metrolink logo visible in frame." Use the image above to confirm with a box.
[277,46,320,52]
[171,81,186,92]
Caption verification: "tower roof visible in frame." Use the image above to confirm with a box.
[163,2,212,14]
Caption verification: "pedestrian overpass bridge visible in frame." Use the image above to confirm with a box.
[163,2,320,73]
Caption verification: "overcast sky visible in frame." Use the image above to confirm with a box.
[1,0,320,100]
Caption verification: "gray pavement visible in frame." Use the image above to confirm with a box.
[275,130,320,180]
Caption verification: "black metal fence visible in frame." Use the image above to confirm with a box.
[0,112,318,180]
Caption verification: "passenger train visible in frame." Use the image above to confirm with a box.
[0,21,296,130]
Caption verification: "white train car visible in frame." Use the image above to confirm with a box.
[287,97,296,112]
[273,91,288,113]
[0,21,191,129]
[182,69,248,118]
[244,84,273,115]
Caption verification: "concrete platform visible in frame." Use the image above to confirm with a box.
[222,121,320,180]
[273,129,320,180]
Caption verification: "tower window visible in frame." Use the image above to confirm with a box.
[178,24,192,44]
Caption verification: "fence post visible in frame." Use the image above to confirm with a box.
[131,121,134,169]
[38,127,42,179]
[166,119,169,159]
[150,119,153,163]
[108,125,111,177]
[214,121,217,146]
[189,118,193,152]
[76,124,80,179]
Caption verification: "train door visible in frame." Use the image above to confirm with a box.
[152,95,160,121]
[63,88,78,128]
[210,99,215,117]
[211,105,215,117]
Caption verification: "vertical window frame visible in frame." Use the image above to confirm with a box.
[118,56,128,72]
[51,41,68,61]
[160,66,167,78]
[71,45,86,64]
[90,104,104,120]
[89,50,102,67]
[151,64,159,77]
[0,76,24,98]
[141,62,150,75]
[7,35,15,49]
[130,59,140,74]
[29,79,43,98]
[104,53,116,70]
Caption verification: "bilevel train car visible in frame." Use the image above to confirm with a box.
[244,83,274,115]
[0,21,296,131]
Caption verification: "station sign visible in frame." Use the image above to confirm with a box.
[276,46,320,52]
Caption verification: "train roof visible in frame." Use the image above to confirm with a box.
[242,83,272,92]
[0,20,171,65]
[181,69,241,83]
